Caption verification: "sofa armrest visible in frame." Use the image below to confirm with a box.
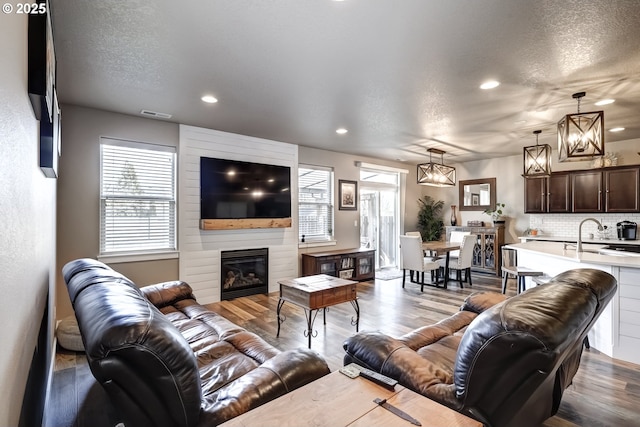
[343,332,459,407]
[460,291,507,314]
[141,281,195,308]
[199,348,330,425]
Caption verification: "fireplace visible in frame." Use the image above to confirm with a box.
[220,248,268,300]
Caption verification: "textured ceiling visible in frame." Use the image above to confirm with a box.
[50,0,640,164]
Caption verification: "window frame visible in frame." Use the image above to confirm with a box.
[298,164,335,245]
[98,138,178,262]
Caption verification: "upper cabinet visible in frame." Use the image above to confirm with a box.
[572,170,603,212]
[524,165,640,214]
[524,173,571,213]
[605,167,640,212]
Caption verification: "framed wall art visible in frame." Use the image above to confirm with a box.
[339,180,357,210]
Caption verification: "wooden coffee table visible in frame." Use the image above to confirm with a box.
[219,370,482,427]
[277,274,359,348]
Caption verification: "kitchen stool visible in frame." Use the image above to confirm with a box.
[501,248,544,294]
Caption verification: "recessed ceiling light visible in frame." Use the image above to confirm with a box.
[201,95,218,104]
[595,99,615,106]
[480,80,500,90]
[336,128,348,134]
[609,127,625,132]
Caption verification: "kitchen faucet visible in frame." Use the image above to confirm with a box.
[577,218,604,253]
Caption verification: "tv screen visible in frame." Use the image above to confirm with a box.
[200,157,291,220]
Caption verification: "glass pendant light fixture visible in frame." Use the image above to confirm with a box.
[557,92,604,162]
[523,130,551,176]
[417,148,456,187]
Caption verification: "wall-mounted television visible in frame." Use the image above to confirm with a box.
[200,157,291,223]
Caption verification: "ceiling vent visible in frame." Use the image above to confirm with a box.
[140,109,172,119]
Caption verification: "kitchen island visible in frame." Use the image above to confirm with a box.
[506,241,640,365]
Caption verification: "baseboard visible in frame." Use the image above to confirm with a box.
[40,336,57,427]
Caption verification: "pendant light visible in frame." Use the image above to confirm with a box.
[557,92,604,162]
[523,130,551,176]
[417,148,456,187]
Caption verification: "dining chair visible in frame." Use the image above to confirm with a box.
[437,234,475,287]
[399,235,440,291]
[404,231,428,264]
[405,231,422,239]
[447,230,470,259]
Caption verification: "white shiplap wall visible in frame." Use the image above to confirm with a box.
[179,125,299,304]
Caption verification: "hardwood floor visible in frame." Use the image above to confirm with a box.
[47,272,640,427]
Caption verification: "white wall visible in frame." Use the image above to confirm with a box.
[0,13,57,426]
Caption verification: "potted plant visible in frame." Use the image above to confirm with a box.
[417,196,445,241]
[483,202,506,225]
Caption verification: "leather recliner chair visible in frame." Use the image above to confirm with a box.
[343,268,616,427]
[63,258,330,427]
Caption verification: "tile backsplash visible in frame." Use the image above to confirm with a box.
[529,213,640,240]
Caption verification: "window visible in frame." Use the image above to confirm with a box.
[100,139,176,255]
[298,165,333,242]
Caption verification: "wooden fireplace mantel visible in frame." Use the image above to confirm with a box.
[200,218,292,230]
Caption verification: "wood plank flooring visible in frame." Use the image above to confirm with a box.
[47,272,640,427]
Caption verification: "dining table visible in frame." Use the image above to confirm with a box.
[421,240,462,289]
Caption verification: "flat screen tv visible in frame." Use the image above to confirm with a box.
[200,157,291,220]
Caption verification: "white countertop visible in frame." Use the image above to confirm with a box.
[506,241,640,268]
[518,235,640,245]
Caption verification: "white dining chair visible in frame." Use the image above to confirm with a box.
[437,234,475,287]
[447,230,470,258]
[399,235,440,291]
[405,231,422,240]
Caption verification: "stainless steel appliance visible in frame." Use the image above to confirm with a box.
[617,221,637,240]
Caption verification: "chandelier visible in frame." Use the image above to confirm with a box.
[417,148,456,187]
[523,130,551,176]
[557,92,604,162]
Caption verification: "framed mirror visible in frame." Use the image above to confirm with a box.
[459,178,496,211]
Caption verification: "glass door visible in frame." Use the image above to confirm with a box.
[359,169,399,270]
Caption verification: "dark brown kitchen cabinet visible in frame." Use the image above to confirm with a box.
[524,177,546,213]
[548,173,571,212]
[604,167,639,212]
[524,165,640,214]
[572,170,603,212]
[524,173,570,213]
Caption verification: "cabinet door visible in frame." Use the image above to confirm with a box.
[524,177,546,213]
[471,234,483,268]
[605,167,639,212]
[547,173,571,212]
[483,233,496,270]
[356,252,374,280]
[572,171,603,212]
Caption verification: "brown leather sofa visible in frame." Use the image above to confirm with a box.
[63,258,330,427]
[343,268,617,427]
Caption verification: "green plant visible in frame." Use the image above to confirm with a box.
[417,196,444,241]
[483,202,506,220]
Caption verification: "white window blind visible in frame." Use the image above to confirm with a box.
[100,140,176,255]
[298,165,334,241]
